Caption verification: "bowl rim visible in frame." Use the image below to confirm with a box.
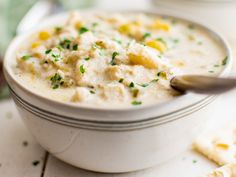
[3,9,233,113]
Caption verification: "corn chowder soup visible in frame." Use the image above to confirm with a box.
[15,12,227,107]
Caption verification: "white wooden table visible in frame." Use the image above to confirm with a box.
[1,89,236,177]
[1,0,236,176]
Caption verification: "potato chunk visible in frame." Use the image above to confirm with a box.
[71,87,90,102]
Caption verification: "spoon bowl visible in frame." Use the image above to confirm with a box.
[171,75,236,94]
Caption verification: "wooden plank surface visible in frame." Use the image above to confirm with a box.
[43,150,217,177]
[0,100,46,177]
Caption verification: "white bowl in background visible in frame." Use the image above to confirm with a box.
[152,0,236,44]
[3,10,233,173]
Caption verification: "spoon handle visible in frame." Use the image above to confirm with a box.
[170,75,236,94]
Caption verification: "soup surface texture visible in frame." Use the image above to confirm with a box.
[15,12,227,107]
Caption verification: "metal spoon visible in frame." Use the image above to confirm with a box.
[170,75,236,94]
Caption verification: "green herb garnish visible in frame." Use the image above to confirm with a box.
[45,49,52,54]
[113,38,122,44]
[110,51,119,65]
[143,32,151,39]
[51,53,62,62]
[173,38,179,44]
[84,57,90,61]
[79,27,89,34]
[208,70,214,73]
[129,82,135,88]
[55,27,62,33]
[59,39,71,49]
[21,55,31,61]
[22,141,28,147]
[156,38,166,45]
[80,65,86,74]
[72,44,78,51]
[131,100,142,106]
[119,78,124,83]
[192,160,197,164]
[50,73,63,89]
[56,45,63,51]
[222,56,228,66]
[92,22,98,28]
[150,78,159,83]
[214,64,220,67]
[137,83,149,87]
[90,90,95,94]
[32,160,40,166]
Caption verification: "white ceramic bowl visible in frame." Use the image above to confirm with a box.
[3,10,233,173]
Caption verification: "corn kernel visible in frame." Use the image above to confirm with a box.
[150,20,170,32]
[74,21,82,29]
[38,31,50,40]
[128,53,158,69]
[215,143,229,150]
[146,40,167,53]
[118,24,137,35]
[157,71,168,80]
[31,41,41,49]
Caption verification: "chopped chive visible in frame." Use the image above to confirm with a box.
[55,27,62,33]
[208,70,214,73]
[150,78,159,83]
[137,83,149,87]
[79,27,89,34]
[72,44,78,50]
[45,49,52,54]
[32,160,40,166]
[214,64,220,67]
[173,38,179,44]
[84,57,90,61]
[110,51,119,65]
[51,53,62,62]
[192,160,197,164]
[92,22,98,28]
[22,141,28,147]
[156,38,166,45]
[50,73,62,89]
[21,55,31,61]
[113,38,122,44]
[56,45,63,51]
[143,32,151,39]
[80,65,86,74]
[119,78,124,83]
[90,90,95,94]
[222,56,228,66]
[129,82,135,88]
[59,39,71,49]
[131,100,142,105]
[92,43,99,50]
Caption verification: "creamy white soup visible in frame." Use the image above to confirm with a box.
[15,12,228,107]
